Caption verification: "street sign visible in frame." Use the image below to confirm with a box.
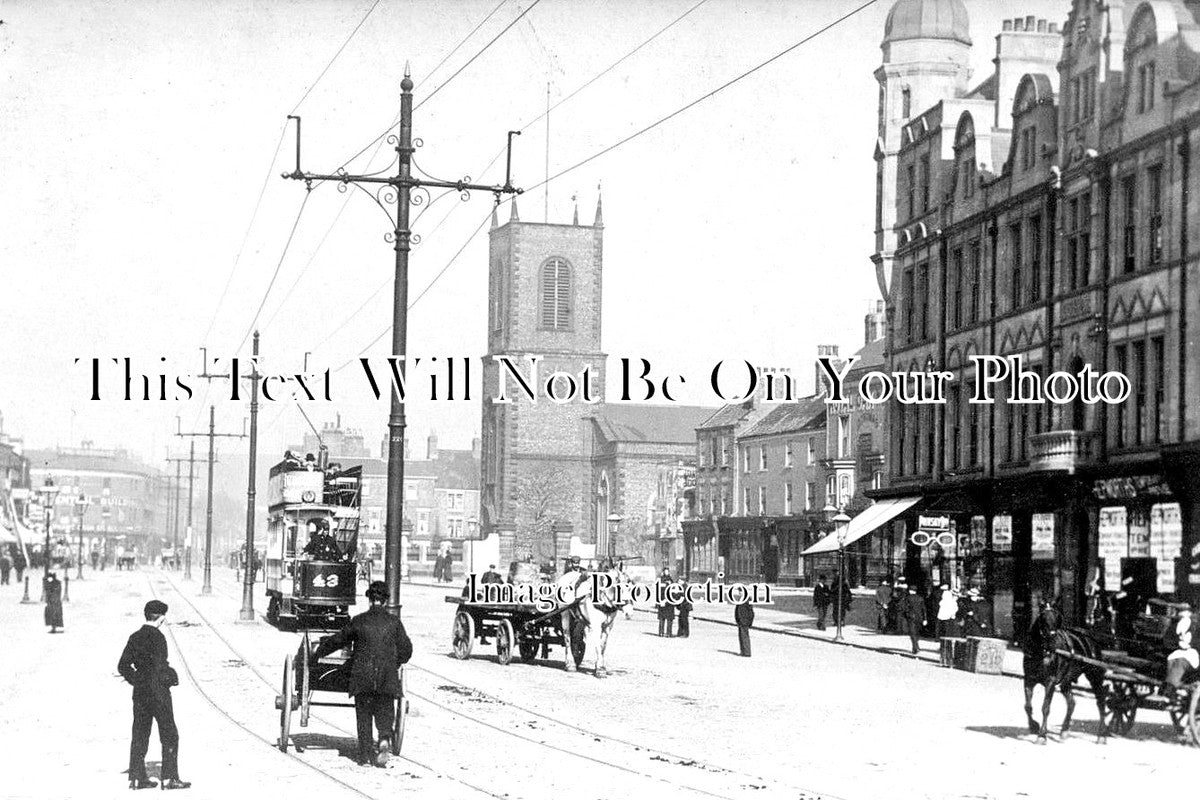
[918,515,949,532]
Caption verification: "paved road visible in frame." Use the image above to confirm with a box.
[0,567,1192,800]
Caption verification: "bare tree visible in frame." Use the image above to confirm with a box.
[514,465,574,565]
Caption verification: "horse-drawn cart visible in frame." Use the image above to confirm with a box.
[446,596,586,669]
[1055,647,1200,743]
[276,629,409,755]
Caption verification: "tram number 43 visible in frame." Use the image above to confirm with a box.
[311,574,340,588]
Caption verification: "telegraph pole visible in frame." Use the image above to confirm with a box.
[165,454,187,570]
[177,409,243,595]
[282,67,522,616]
[239,332,262,622]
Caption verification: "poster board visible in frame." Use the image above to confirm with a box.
[992,515,1012,553]
[1098,506,1127,590]
[1031,513,1055,560]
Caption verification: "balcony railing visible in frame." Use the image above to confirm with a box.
[1029,430,1098,474]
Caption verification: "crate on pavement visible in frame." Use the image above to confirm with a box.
[965,636,1006,674]
[939,636,968,669]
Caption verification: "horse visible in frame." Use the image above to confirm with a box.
[1022,604,1109,742]
[554,565,630,678]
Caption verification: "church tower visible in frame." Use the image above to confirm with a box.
[873,0,972,302]
[480,197,606,565]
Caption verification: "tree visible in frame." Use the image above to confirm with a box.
[514,465,573,565]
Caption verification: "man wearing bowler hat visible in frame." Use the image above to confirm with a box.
[310,581,413,766]
[118,600,189,790]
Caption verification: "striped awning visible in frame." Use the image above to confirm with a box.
[801,496,921,556]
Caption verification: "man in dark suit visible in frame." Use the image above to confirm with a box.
[734,599,755,657]
[813,574,831,630]
[311,581,413,767]
[118,600,189,790]
[900,585,927,656]
[481,565,502,584]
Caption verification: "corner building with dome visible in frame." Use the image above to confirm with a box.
[865,0,1200,639]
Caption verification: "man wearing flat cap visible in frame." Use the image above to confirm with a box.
[310,581,413,767]
[118,600,189,790]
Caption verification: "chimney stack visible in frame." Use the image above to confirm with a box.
[427,432,439,460]
[992,16,1063,129]
[815,345,841,396]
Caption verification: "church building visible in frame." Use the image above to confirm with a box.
[480,197,711,570]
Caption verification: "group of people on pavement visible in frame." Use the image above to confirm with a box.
[655,568,693,638]
[0,544,27,585]
[811,573,853,631]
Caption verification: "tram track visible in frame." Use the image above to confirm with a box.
[190,571,842,800]
[146,571,505,800]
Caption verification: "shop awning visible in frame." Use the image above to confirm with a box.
[801,496,921,556]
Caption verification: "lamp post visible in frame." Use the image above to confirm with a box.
[833,509,851,643]
[74,492,89,580]
[606,513,623,565]
[37,477,60,581]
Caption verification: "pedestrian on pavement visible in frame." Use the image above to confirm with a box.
[310,581,413,767]
[888,579,907,633]
[90,547,100,571]
[115,544,126,572]
[832,576,853,629]
[656,574,676,637]
[442,553,454,584]
[13,548,27,583]
[118,599,189,790]
[0,549,11,585]
[676,581,692,638]
[936,584,959,638]
[734,599,754,657]
[43,572,64,633]
[958,587,989,637]
[900,584,926,655]
[813,574,831,631]
[874,579,891,632]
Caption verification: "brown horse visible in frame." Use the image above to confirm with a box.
[1022,605,1110,742]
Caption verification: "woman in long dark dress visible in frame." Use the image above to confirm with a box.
[44,572,64,633]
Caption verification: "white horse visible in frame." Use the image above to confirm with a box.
[555,567,628,678]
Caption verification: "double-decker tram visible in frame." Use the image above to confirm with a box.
[264,452,362,630]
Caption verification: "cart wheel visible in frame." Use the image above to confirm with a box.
[518,640,539,662]
[570,624,587,669]
[299,632,311,728]
[1106,683,1137,737]
[266,594,281,627]
[278,653,294,752]
[1187,683,1200,746]
[452,610,475,660]
[496,619,515,666]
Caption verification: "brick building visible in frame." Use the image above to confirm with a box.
[866,0,1200,638]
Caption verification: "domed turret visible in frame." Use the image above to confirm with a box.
[883,0,971,46]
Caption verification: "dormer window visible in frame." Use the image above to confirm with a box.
[1138,60,1156,113]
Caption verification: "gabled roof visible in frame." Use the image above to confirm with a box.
[590,404,715,445]
[696,401,753,431]
[739,395,827,440]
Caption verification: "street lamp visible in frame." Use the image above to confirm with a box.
[36,477,60,581]
[75,492,89,579]
[833,509,851,643]
[606,513,623,565]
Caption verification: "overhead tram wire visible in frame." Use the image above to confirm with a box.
[233,191,313,356]
[329,0,880,367]
[338,0,544,170]
[199,0,386,350]
[527,0,882,194]
[257,0,516,337]
[308,0,713,356]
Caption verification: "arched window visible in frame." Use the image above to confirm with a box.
[540,257,572,329]
[901,86,912,119]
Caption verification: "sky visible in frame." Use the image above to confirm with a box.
[1,0,1071,482]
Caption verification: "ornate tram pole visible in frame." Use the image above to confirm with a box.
[282,67,522,617]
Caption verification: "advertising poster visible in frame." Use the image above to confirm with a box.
[1031,513,1055,560]
[992,515,1012,553]
[1150,502,1182,593]
[1098,507,1128,590]
[1127,508,1151,558]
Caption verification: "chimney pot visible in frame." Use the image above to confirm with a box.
[1049,22,1059,33]
[1025,15,1036,30]
[1037,19,1046,33]
[1003,19,1013,31]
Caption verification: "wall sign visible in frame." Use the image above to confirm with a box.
[1150,502,1182,593]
